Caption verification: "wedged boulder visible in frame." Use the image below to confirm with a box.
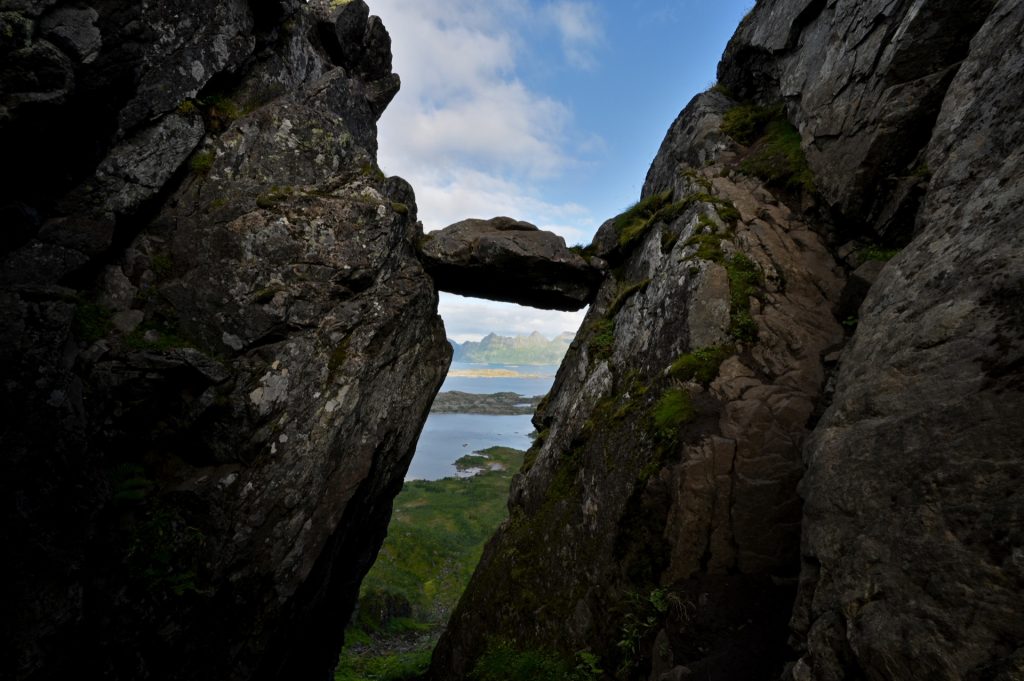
[418,216,602,311]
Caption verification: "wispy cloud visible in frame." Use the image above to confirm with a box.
[368,0,601,339]
[543,1,603,69]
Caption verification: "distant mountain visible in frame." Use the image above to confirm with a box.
[449,331,575,365]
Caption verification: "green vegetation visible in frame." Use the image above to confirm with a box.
[360,162,387,181]
[685,232,725,262]
[669,346,733,386]
[860,246,900,262]
[334,649,431,681]
[607,279,651,318]
[189,150,215,174]
[391,201,409,216]
[588,318,616,362]
[471,641,572,681]
[722,103,814,193]
[73,302,113,343]
[738,118,814,193]
[256,185,294,209]
[616,589,690,676]
[721,103,783,145]
[328,336,352,379]
[337,447,524,679]
[725,253,761,342]
[652,388,695,439]
[684,230,762,343]
[611,192,687,250]
[176,99,198,116]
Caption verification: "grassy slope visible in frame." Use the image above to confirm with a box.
[336,447,524,681]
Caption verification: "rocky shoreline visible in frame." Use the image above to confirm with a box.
[430,391,544,415]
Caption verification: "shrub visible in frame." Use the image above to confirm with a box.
[652,388,695,439]
[670,346,733,386]
[721,103,783,145]
[470,641,571,681]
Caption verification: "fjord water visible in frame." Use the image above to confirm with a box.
[406,363,559,480]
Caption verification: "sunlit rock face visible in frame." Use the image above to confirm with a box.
[431,1,1024,679]
[419,216,604,311]
[0,2,449,680]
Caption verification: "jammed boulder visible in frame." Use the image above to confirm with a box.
[419,216,603,311]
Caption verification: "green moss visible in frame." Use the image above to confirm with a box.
[652,388,695,440]
[360,162,387,181]
[253,285,283,304]
[860,246,900,262]
[470,640,572,681]
[725,253,761,342]
[390,201,409,216]
[256,185,294,209]
[685,233,725,263]
[150,253,173,278]
[73,302,113,343]
[721,103,784,145]
[669,346,733,386]
[710,82,734,98]
[334,648,431,681]
[203,94,244,128]
[189,150,215,174]
[738,118,814,193]
[588,318,615,363]
[607,279,651,318]
[328,336,352,379]
[612,192,687,250]
[176,99,198,116]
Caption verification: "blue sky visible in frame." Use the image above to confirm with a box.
[369,0,752,342]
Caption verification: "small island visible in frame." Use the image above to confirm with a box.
[429,391,544,415]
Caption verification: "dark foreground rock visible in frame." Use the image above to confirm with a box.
[431,1,1024,679]
[419,216,603,310]
[0,2,449,681]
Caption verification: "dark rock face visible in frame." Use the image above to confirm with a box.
[791,3,1024,679]
[719,0,997,244]
[432,1,1023,679]
[0,2,448,681]
[432,94,846,679]
[419,216,603,311]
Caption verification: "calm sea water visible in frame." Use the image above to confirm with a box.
[407,363,559,481]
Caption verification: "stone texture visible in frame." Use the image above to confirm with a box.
[431,93,845,679]
[419,216,603,311]
[0,4,450,681]
[433,2,1022,679]
[791,2,1024,678]
[719,0,997,244]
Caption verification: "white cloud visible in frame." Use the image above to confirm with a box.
[440,293,587,343]
[543,1,603,69]
[368,1,603,338]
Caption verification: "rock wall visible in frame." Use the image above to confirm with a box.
[432,1,1023,679]
[0,2,450,680]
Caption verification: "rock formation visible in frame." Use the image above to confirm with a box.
[419,216,603,311]
[4,0,1022,679]
[1,2,450,680]
[432,1,1024,679]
